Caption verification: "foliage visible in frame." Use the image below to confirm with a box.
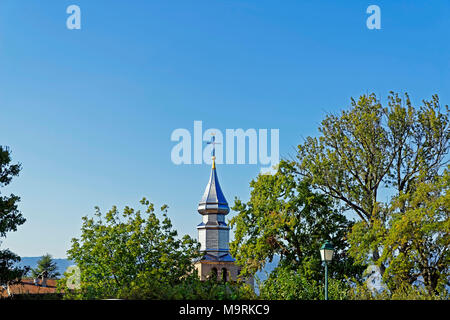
[60,198,201,299]
[0,249,29,288]
[59,198,254,300]
[31,254,61,279]
[377,167,449,295]
[124,275,255,300]
[0,146,28,287]
[295,92,449,293]
[348,281,448,300]
[230,160,364,284]
[258,266,349,300]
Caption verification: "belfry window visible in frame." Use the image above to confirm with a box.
[221,268,228,282]
[210,267,218,280]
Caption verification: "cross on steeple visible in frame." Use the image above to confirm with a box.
[206,133,221,167]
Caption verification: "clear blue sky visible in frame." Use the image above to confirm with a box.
[0,0,448,258]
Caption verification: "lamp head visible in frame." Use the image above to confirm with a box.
[320,240,334,263]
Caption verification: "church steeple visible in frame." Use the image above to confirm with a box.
[193,134,253,286]
[197,156,230,215]
[196,135,234,262]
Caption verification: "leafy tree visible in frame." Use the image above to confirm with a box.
[61,198,202,299]
[229,160,364,289]
[295,92,449,294]
[60,197,255,300]
[125,275,255,300]
[31,254,61,279]
[376,167,449,294]
[0,146,28,287]
[349,281,447,300]
[258,266,349,300]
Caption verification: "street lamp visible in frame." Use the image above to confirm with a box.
[320,240,334,300]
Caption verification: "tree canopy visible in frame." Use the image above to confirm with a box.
[31,254,61,279]
[229,160,364,286]
[61,198,200,299]
[229,92,448,298]
[295,92,449,295]
[0,146,28,287]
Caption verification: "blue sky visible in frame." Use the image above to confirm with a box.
[0,0,449,258]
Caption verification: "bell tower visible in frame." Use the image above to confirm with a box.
[194,135,252,285]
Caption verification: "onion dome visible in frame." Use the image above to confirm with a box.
[197,157,230,215]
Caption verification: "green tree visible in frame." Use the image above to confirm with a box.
[0,146,28,287]
[31,254,61,279]
[349,281,447,300]
[229,160,363,290]
[258,266,349,300]
[377,167,449,295]
[60,198,202,299]
[60,198,255,300]
[126,275,255,300]
[295,92,449,294]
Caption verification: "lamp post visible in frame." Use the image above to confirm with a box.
[320,240,334,300]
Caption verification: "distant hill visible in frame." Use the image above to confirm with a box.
[17,257,75,278]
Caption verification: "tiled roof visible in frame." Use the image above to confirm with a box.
[202,253,236,262]
[0,279,58,297]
